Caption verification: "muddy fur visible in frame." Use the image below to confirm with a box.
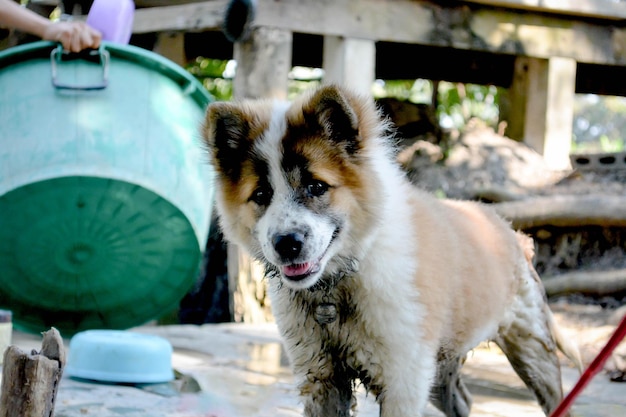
[201,84,581,417]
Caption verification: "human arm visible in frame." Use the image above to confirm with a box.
[0,0,101,52]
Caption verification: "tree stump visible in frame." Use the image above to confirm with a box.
[0,328,66,417]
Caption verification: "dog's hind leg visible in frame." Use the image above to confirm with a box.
[494,326,563,416]
[430,353,472,417]
[493,285,565,416]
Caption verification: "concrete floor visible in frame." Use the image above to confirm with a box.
[5,320,626,417]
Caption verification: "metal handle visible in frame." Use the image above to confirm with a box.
[50,45,110,90]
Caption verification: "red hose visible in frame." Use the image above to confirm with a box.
[550,313,626,417]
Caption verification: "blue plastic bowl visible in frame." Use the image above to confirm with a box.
[66,329,175,383]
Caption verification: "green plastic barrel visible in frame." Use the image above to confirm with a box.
[0,41,214,335]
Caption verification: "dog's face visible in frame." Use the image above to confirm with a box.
[202,85,386,290]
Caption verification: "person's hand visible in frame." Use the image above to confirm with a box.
[42,20,101,53]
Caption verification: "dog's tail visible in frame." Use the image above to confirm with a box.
[516,232,584,373]
[546,306,584,373]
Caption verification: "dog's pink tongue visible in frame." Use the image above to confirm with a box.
[282,262,312,277]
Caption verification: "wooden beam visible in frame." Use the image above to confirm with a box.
[464,0,626,21]
[132,0,227,33]
[131,0,626,66]
[36,0,626,21]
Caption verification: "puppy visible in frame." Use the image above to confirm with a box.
[201,84,582,417]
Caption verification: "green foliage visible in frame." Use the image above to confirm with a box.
[372,79,433,103]
[288,79,321,99]
[374,79,501,131]
[185,57,232,101]
[437,82,500,130]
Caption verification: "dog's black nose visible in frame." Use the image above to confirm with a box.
[272,232,304,261]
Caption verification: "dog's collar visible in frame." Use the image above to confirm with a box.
[310,260,359,325]
[310,277,342,325]
[314,302,338,324]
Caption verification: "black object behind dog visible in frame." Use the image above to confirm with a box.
[222,0,256,42]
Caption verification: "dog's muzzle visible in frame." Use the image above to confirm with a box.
[272,232,305,263]
[271,231,323,283]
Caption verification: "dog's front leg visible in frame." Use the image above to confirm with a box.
[379,387,429,417]
[301,376,354,417]
[377,347,437,417]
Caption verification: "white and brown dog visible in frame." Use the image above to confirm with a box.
[201,84,582,417]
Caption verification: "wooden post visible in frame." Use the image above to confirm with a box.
[526,56,576,171]
[323,36,375,94]
[502,56,531,142]
[227,243,272,323]
[233,26,292,99]
[0,328,66,417]
[507,56,576,171]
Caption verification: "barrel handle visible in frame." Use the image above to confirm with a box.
[50,45,110,90]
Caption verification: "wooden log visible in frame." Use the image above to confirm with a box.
[543,269,626,298]
[494,195,626,230]
[0,328,65,417]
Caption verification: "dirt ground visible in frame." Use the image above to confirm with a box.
[8,320,625,417]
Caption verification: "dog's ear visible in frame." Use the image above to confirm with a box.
[307,85,361,154]
[202,102,252,181]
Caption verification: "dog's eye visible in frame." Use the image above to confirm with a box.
[306,180,329,198]
[250,186,273,206]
